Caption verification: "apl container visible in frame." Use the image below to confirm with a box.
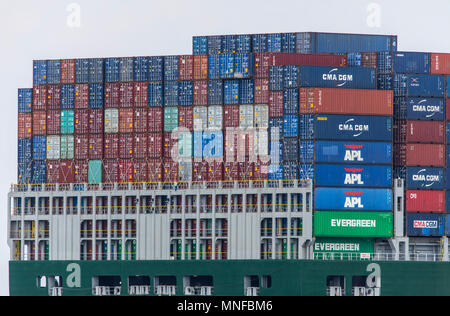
[394,97,445,121]
[300,114,392,141]
[314,164,392,188]
[314,188,393,211]
[405,190,445,213]
[299,65,376,89]
[407,213,445,237]
[313,211,393,238]
[396,166,445,190]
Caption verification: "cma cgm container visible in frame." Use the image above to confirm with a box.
[314,188,393,211]
[394,144,445,167]
[314,164,392,188]
[395,167,445,190]
[407,214,445,237]
[394,97,445,121]
[313,211,393,238]
[298,66,376,89]
[394,120,444,144]
[299,88,393,116]
[405,190,445,213]
[300,141,392,164]
[299,114,392,141]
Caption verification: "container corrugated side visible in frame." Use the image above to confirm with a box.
[405,190,445,213]
[314,188,393,211]
[299,65,376,89]
[407,214,444,237]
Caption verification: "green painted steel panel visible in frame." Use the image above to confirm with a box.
[88,160,102,184]
[178,132,193,157]
[60,110,75,134]
[313,238,374,260]
[164,107,178,132]
[314,211,393,237]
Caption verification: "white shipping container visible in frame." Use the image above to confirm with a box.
[254,105,269,129]
[207,105,223,131]
[254,129,269,156]
[239,105,254,129]
[105,108,119,133]
[46,135,61,160]
[193,106,207,131]
[178,132,193,158]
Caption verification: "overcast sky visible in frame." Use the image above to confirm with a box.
[1,0,449,296]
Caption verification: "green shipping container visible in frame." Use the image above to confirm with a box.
[164,107,178,132]
[60,135,74,159]
[313,238,374,260]
[61,110,75,134]
[314,211,393,238]
[88,160,102,184]
[178,132,193,157]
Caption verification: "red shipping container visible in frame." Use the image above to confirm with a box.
[406,190,445,213]
[447,99,450,121]
[148,159,163,183]
[299,88,393,116]
[271,53,347,67]
[88,134,103,159]
[239,161,254,181]
[119,134,134,158]
[133,159,149,183]
[193,55,208,80]
[89,109,104,134]
[61,59,75,84]
[105,83,120,108]
[46,110,61,135]
[148,107,163,132]
[163,132,178,159]
[33,85,47,110]
[134,107,148,133]
[178,106,193,131]
[254,53,270,78]
[430,53,450,75]
[163,160,178,182]
[74,84,89,109]
[253,159,269,181]
[74,109,89,134]
[74,135,89,159]
[46,161,60,184]
[360,52,377,69]
[59,160,75,184]
[254,79,269,104]
[119,159,134,183]
[104,134,119,159]
[193,80,208,106]
[394,144,445,167]
[269,91,283,117]
[18,113,32,139]
[119,82,134,108]
[223,162,239,181]
[74,160,88,183]
[224,131,238,162]
[223,106,240,128]
[134,82,148,107]
[148,132,163,158]
[134,133,148,158]
[32,111,47,135]
[103,159,119,183]
[179,55,194,81]
[119,108,134,133]
[46,85,61,110]
[208,161,223,181]
[394,120,445,144]
[192,161,208,182]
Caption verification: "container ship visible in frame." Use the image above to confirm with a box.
[9,31,450,296]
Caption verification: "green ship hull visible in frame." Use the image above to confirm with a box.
[9,259,450,296]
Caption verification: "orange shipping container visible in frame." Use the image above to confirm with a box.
[430,53,450,75]
[18,113,32,139]
[299,88,393,116]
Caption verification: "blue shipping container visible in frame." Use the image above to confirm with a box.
[284,65,299,88]
[282,33,297,53]
[407,214,445,237]
[447,145,450,168]
[283,161,298,180]
[447,192,450,213]
[148,82,163,106]
[18,139,32,163]
[208,80,223,105]
[447,122,450,144]
[395,166,445,190]
[283,137,298,161]
[88,58,104,83]
[18,88,33,113]
[314,188,393,211]
[313,33,397,54]
[18,161,32,185]
[299,66,377,89]
[60,85,75,109]
[119,57,133,82]
[164,56,179,81]
[193,36,208,55]
[239,79,254,105]
[208,55,221,80]
[269,66,284,91]
[283,88,299,115]
[269,141,283,164]
[394,97,445,121]
[393,74,445,97]
[220,54,234,79]
[224,80,239,105]
[88,84,104,108]
[300,114,392,141]
[234,54,253,78]
[377,52,394,74]
[268,164,283,181]
[393,52,430,74]
[221,35,236,54]
[178,81,193,106]
[207,36,222,55]
[235,35,252,54]
[269,118,284,141]
[283,115,298,138]
[75,59,89,83]
[447,76,450,97]
[32,136,46,160]
[148,56,164,82]
[32,160,47,184]
[252,34,267,53]
[267,33,282,53]
[105,58,120,82]
[193,131,224,158]
[299,164,314,181]
[134,57,148,82]
[33,60,47,85]
[47,60,61,84]
[315,164,392,188]
[164,81,179,106]
[302,140,393,165]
